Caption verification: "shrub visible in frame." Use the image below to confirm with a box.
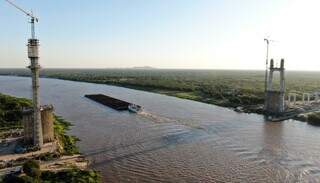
[2,175,38,183]
[307,112,320,126]
[19,176,37,183]
[37,152,61,161]
[54,116,80,155]
[22,160,41,178]
[41,168,101,183]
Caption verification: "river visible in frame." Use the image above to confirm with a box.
[1,76,320,182]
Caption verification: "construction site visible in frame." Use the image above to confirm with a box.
[0,0,90,178]
[262,38,320,122]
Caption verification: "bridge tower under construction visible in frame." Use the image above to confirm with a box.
[265,59,285,115]
[28,35,43,147]
[4,0,50,148]
[27,17,43,147]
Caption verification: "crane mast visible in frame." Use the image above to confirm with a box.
[5,0,43,148]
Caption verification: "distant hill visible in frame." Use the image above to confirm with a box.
[132,66,156,69]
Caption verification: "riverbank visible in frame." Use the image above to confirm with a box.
[45,77,266,112]
[2,70,320,119]
[2,68,318,113]
[0,93,101,182]
[295,112,320,126]
[0,69,272,113]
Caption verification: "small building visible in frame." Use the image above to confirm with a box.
[23,105,55,145]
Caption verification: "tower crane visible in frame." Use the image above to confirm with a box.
[4,0,38,38]
[4,0,43,148]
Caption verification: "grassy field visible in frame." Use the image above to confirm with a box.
[1,69,320,110]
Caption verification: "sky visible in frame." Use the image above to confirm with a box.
[1,0,320,70]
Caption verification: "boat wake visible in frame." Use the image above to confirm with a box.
[138,111,174,123]
[138,111,205,130]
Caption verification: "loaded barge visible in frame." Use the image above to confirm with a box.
[85,94,142,112]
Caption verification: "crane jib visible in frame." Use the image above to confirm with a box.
[4,0,38,20]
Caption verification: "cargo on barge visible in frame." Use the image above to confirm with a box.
[85,94,138,111]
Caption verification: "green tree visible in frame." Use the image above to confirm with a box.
[22,160,41,179]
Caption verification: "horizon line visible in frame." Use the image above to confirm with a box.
[1,67,320,72]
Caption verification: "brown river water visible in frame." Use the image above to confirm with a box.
[1,76,320,182]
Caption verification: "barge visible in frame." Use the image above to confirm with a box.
[85,94,142,112]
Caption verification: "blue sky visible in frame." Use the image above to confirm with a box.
[1,0,320,70]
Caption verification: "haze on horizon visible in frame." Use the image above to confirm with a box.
[1,0,320,71]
